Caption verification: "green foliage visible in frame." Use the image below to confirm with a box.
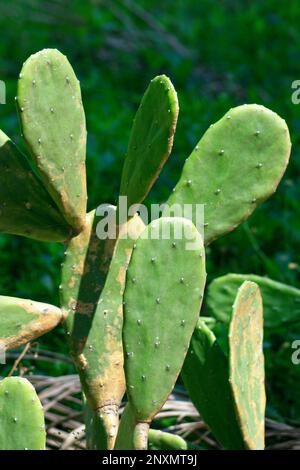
[0,377,46,450]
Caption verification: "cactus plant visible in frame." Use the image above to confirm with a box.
[207,273,300,328]
[0,48,292,450]
[0,377,46,450]
[182,281,265,450]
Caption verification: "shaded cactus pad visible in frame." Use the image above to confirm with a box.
[207,273,300,328]
[0,377,46,450]
[182,320,245,449]
[0,130,71,242]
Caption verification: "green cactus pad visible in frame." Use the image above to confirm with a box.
[148,430,188,450]
[0,130,71,242]
[182,320,245,449]
[119,75,178,210]
[123,217,206,448]
[165,105,291,245]
[17,48,87,231]
[229,281,265,450]
[207,273,300,328]
[61,209,145,449]
[0,377,46,450]
[0,296,62,352]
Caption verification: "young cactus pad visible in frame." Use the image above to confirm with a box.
[229,281,265,450]
[148,429,188,451]
[123,217,206,449]
[61,209,145,449]
[0,129,71,242]
[119,75,178,211]
[165,104,291,245]
[0,377,46,450]
[182,320,245,450]
[0,296,63,351]
[207,273,300,328]
[17,49,87,232]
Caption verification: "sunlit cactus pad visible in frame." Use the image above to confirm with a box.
[120,75,178,209]
[17,48,87,231]
[229,281,265,450]
[166,104,291,245]
[123,216,206,448]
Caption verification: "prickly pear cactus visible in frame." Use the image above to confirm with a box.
[0,296,63,351]
[165,105,291,245]
[182,320,245,450]
[17,49,87,232]
[207,273,300,328]
[229,281,265,450]
[122,217,206,449]
[0,377,46,450]
[119,75,178,210]
[61,209,145,449]
[0,130,71,242]
[0,47,292,451]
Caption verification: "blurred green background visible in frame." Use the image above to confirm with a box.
[0,0,299,425]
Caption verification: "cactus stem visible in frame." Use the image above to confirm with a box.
[133,422,150,450]
[96,404,119,450]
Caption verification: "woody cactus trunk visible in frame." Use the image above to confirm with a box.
[0,49,291,450]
